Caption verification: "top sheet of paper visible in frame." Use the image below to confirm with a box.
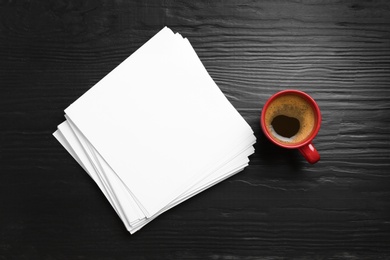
[64,27,254,217]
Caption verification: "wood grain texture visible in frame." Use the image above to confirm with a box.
[1,0,390,259]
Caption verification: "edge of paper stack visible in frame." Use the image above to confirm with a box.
[53,27,256,234]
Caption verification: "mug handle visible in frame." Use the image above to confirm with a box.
[298,143,320,164]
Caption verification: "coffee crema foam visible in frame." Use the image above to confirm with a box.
[265,94,316,145]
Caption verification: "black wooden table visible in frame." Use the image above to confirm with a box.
[1,1,390,259]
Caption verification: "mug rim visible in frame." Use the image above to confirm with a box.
[260,89,321,149]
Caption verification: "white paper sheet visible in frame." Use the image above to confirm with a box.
[53,26,256,233]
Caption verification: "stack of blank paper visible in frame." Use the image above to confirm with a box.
[53,27,256,234]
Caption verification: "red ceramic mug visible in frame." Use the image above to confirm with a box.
[261,90,321,164]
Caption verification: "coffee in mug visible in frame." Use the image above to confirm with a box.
[261,90,321,164]
[264,93,316,145]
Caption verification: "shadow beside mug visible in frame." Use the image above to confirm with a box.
[254,129,305,172]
